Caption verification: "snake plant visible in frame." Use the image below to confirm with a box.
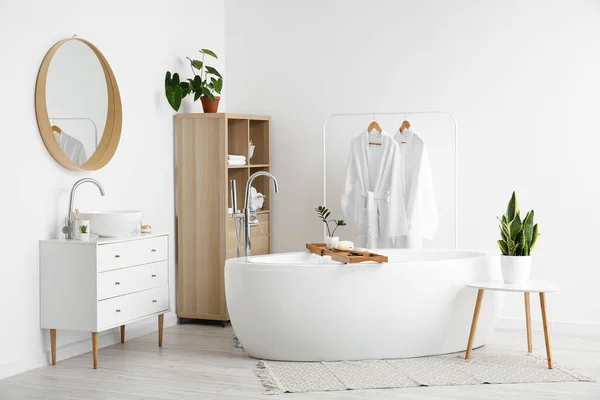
[498,192,539,256]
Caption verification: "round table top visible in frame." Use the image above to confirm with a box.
[465,280,562,293]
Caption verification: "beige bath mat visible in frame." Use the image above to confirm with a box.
[256,354,592,395]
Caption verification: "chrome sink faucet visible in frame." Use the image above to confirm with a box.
[230,171,279,257]
[62,178,106,239]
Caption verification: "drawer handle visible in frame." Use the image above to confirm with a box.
[116,309,121,313]
[152,300,157,303]
[114,254,121,258]
[151,274,157,278]
[115,282,121,285]
[151,249,157,252]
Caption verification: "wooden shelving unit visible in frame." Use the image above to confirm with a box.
[175,113,272,321]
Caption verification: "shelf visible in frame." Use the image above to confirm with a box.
[228,168,249,211]
[225,210,270,217]
[228,119,249,159]
[247,165,271,211]
[227,164,270,169]
[176,113,271,322]
[176,113,270,121]
[250,120,270,165]
[227,165,270,169]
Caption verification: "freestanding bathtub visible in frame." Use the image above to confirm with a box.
[224,250,504,361]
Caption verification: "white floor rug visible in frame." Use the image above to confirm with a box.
[256,354,593,395]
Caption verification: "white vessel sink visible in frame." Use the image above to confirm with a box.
[78,210,143,238]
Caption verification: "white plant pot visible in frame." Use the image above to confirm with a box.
[500,255,532,284]
[80,233,90,242]
[74,220,89,240]
[325,236,339,250]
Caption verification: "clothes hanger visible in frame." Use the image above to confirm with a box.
[400,113,411,133]
[400,120,411,132]
[399,113,410,143]
[368,112,382,146]
[50,118,62,134]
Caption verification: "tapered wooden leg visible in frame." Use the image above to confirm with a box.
[539,292,553,368]
[50,329,57,365]
[158,314,164,347]
[92,332,98,369]
[524,292,532,353]
[120,325,125,344]
[465,289,484,359]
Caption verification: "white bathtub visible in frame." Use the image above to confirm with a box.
[224,250,504,361]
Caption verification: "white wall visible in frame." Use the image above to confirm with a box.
[0,0,225,379]
[225,0,600,333]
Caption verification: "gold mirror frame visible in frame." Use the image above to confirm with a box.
[35,38,122,170]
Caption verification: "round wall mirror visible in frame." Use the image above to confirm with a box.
[35,38,122,170]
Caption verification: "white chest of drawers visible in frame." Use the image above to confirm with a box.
[40,233,170,369]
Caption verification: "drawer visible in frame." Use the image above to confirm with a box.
[97,261,168,300]
[98,236,168,272]
[97,285,169,330]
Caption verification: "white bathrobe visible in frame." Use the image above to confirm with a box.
[54,130,88,165]
[341,129,408,248]
[394,127,438,248]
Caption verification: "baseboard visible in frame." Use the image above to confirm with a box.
[0,313,177,381]
[496,317,600,335]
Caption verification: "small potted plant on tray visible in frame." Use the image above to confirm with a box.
[165,48,223,113]
[315,206,346,249]
[497,192,539,284]
[80,223,90,242]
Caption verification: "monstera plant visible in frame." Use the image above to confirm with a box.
[497,192,540,284]
[165,48,223,113]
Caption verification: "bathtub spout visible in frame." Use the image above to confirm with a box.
[236,171,279,258]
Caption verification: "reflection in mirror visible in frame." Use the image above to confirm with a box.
[324,114,457,250]
[46,40,107,165]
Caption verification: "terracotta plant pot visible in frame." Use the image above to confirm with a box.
[200,96,221,113]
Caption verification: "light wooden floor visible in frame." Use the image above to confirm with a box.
[0,323,598,399]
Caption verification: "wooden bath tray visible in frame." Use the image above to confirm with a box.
[306,243,388,264]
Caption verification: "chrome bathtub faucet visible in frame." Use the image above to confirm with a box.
[231,171,279,257]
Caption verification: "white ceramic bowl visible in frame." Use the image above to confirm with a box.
[78,210,143,237]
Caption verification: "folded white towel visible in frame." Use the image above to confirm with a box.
[228,155,246,161]
[228,160,247,166]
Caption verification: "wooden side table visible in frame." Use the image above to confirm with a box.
[464,280,562,369]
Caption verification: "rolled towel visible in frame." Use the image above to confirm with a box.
[228,155,246,161]
[228,159,247,166]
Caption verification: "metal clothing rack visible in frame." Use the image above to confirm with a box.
[322,111,458,249]
[50,117,99,146]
